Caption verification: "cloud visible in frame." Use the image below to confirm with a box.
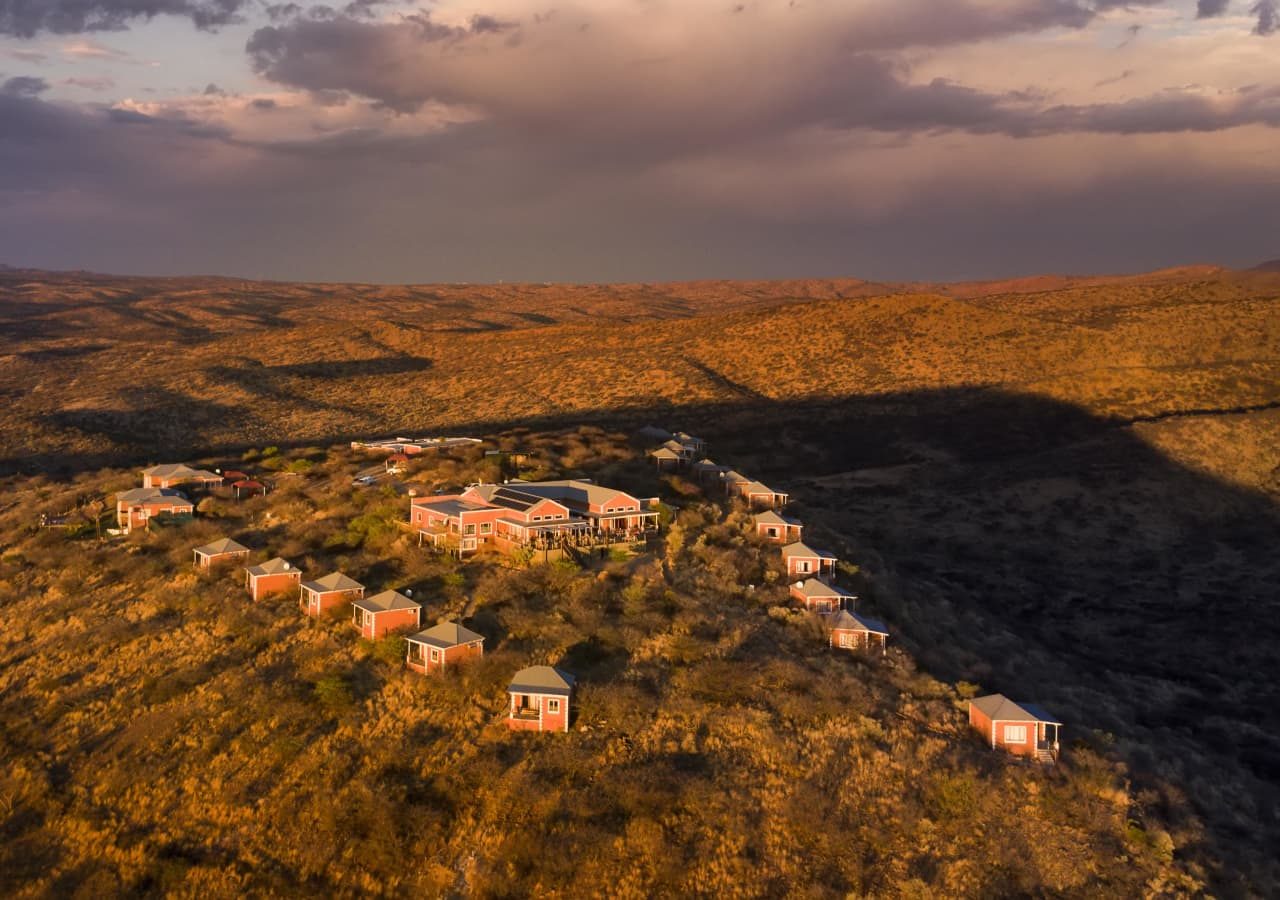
[61,40,146,63]
[1196,0,1230,16]
[1254,0,1278,33]
[0,0,251,38]
[62,76,118,91]
[2,75,49,96]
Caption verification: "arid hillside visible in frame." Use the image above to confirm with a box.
[2,265,1279,894]
[1,265,1276,475]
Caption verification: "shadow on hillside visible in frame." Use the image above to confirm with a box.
[4,386,1280,888]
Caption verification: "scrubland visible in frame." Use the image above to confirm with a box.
[2,264,1279,895]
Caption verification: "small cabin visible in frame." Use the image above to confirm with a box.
[968,694,1062,763]
[142,464,224,491]
[507,665,575,733]
[245,557,302,601]
[828,610,889,653]
[299,572,365,616]
[755,510,804,544]
[781,541,838,578]
[790,577,856,613]
[406,621,485,674]
[353,590,422,640]
[232,479,267,499]
[192,537,250,568]
[737,480,789,509]
[647,446,682,470]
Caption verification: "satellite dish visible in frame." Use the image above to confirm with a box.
[405,589,413,597]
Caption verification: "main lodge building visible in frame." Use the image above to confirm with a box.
[410,479,659,555]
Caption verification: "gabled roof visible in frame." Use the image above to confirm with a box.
[740,480,782,496]
[116,487,191,504]
[829,610,888,635]
[781,541,836,560]
[409,620,485,649]
[690,458,724,470]
[970,694,1060,724]
[792,577,854,599]
[355,590,421,613]
[246,557,298,577]
[508,665,575,696]
[660,439,687,454]
[144,463,221,481]
[648,447,682,460]
[194,537,249,556]
[755,510,802,526]
[512,479,635,509]
[302,571,364,593]
[720,470,749,484]
[673,431,703,444]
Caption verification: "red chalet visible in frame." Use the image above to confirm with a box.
[411,479,659,556]
[754,510,804,543]
[115,488,194,535]
[406,621,485,674]
[299,571,365,617]
[828,610,889,653]
[141,463,223,491]
[192,537,250,568]
[969,694,1062,763]
[789,577,856,613]
[352,590,422,639]
[781,541,838,578]
[244,557,302,601]
[507,665,575,733]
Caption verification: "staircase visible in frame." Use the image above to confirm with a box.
[1035,747,1058,765]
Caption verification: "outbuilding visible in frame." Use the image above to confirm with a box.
[755,510,804,543]
[245,557,302,601]
[352,590,422,640]
[299,572,365,616]
[790,577,856,613]
[781,541,838,577]
[968,694,1062,763]
[506,665,575,733]
[406,621,485,674]
[192,537,250,568]
[828,609,889,653]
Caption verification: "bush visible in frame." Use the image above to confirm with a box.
[313,674,354,713]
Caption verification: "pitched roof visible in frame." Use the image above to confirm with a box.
[970,694,1060,724]
[660,439,687,453]
[781,541,836,560]
[512,479,635,508]
[740,480,782,496]
[673,431,703,444]
[301,571,364,593]
[720,470,749,484]
[829,610,889,635]
[246,557,299,577]
[144,463,221,481]
[648,447,681,460]
[754,510,801,526]
[792,577,854,599]
[116,487,191,504]
[193,537,249,556]
[355,590,421,613]
[508,665,575,696]
[409,620,485,649]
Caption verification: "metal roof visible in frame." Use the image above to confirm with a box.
[301,571,364,593]
[792,577,853,599]
[408,621,485,649]
[970,694,1060,724]
[507,665,575,696]
[829,610,888,635]
[355,590,421,613]
[245,557,298,577]
[193,537,249,556]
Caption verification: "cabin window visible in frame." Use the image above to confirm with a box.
[800,561,811,573]
[838,633,854,648]
[767,527,779,537]
[480,522,491,534]
[547,699,561,714]
[430,649,440,662]
[1003,725,1028,744]
[464,524,476,535]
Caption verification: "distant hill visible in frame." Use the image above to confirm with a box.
[1251,258,1280,272]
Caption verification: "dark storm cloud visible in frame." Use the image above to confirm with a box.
[1197,0,1230,17]
[2,74,48,95]
[0,0,250,37]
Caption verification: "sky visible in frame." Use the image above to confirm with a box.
[0,0,1277,284]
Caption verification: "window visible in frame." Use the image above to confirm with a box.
[767,527,778,537]
[800,561,811,573]
[1003,725,1028,744]
[464,524,476,535]
[547,699,561,714]
[480,522,491,534]
[430,649,440,662]
[838,633,854,648]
